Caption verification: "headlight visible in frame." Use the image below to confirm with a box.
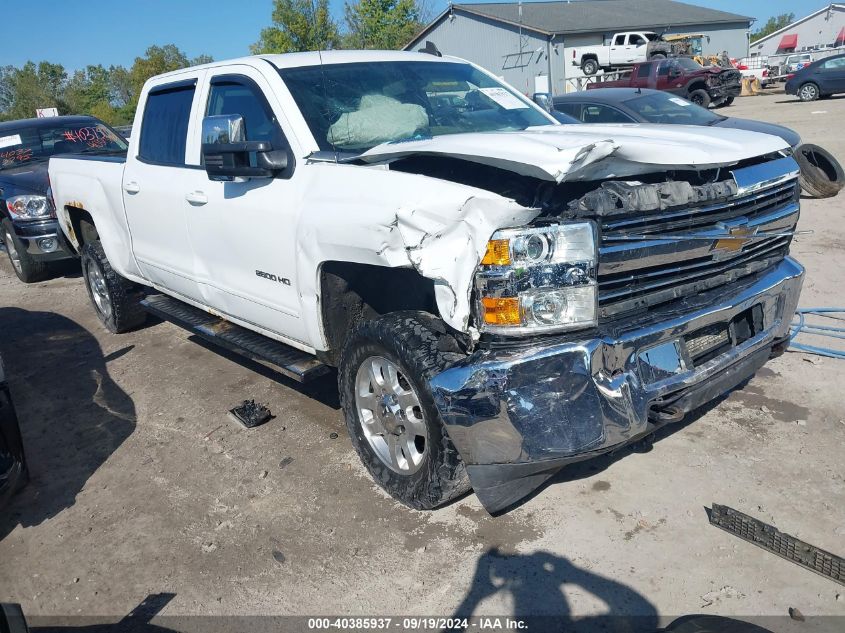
[6,194,52,220]
[475,222,597,335]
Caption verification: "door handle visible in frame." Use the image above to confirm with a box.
[123,181,140,194]
[185,191,208,205]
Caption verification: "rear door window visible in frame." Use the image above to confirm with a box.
[614,35,626,46]
[637,63,653,78]
[139,83,196,165]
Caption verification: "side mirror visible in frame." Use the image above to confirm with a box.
[201,114,288,182]
[532,92,553,112]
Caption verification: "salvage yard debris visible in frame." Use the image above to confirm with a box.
[227,400,273,429]
[709,504,844,586]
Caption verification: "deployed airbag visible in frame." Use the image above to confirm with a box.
[328,95,428,150]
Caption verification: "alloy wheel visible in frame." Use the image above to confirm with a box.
[355,355,428,475]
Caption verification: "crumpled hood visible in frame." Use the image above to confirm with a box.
[359,124,789,183]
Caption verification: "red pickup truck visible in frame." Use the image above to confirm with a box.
[588,57,742,108]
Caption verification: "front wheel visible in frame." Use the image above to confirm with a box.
[81,241,146,333]
[798,82,819,102]
[1,219,48,283]
[688,88,711,108]
[338,312,469,510]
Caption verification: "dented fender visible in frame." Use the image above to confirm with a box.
[296,163,542,347]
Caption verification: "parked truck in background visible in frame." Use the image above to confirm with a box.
[572,31,674,75]
[48,51,804,513]
[589,57,742,107]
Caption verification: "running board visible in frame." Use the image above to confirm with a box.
[140,294,329,383]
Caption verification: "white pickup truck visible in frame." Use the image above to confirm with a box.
[572,31,672,75]
[49,51,804,513]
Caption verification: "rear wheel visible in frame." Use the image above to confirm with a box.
[798,82,820,102]
[1,219,49,283]
[718,96,735,107]
[581,58,599,76]
[339,311,469,510]
[688,89,711,108]
[81,241,146,333]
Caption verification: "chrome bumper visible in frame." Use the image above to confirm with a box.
[431,258,804,512]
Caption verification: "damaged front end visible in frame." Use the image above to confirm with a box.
[395,147,802,512]
[359,127,803,512]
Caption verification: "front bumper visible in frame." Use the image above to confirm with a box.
[431,258,804,512]
[8,219,71,261]
[710,81,742,100]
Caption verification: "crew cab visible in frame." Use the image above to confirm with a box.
[49,51,804,513]
[589,57,742,108]
[571,32,672,76]
[0,116,128,282]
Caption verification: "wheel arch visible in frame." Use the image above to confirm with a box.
[63,205,99,254]
[686,80,709,95]
[318,261,465,365]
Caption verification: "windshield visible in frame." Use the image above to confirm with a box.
[0,121,127,171]
[665,57,704,72]
[623,92,721,125]
[279,61,552,152]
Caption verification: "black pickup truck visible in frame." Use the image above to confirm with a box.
[0,116,127,282]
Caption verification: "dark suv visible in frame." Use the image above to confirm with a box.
[785,53,845,102]
[0,116,127,282]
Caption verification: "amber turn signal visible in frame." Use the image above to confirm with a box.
[481,296,521,325]
[480,239,510,266]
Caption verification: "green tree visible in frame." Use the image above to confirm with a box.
[343,0,422,49]
[751,13,795,43]
[126,44,212,112]
[2,61,68,120]
[250,0,340,53]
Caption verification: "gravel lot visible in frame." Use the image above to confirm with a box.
[1,91,844,630]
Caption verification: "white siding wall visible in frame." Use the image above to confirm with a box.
[407,13,552,96]
[752,6,845,57]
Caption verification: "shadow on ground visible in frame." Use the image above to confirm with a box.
[0,307,135,541]
[450,549,781,632]
[450,547,658,632]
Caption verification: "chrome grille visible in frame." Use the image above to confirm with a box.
[598,158,800,320]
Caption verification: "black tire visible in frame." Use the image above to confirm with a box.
[798,82,820,102]
[650,53,666,60]
[0,219,49,283]
[795,143,845,199]
[719,96,735,107]
[581,58,599,76]
[338,311,469,510]
[688,89,711,108]
[80,241,146,333]
[0,603,30,633]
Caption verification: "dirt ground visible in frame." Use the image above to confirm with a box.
[1,91,844,631]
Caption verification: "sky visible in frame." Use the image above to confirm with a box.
[2,0,834,71]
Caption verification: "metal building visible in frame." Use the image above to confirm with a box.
[750,4,845,57]
[404,0,753,96]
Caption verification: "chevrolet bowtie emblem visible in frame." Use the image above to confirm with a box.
[712,225,759,253]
